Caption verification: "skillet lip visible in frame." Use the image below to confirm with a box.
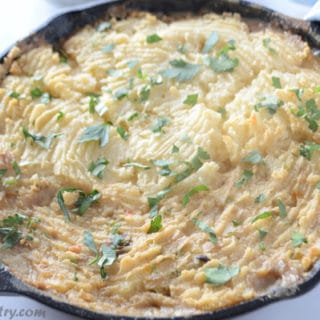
[0,0,320,319]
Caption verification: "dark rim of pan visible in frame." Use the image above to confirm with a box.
[0,1,320,319]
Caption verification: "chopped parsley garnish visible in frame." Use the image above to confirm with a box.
[124,162,151,170]
[97,21,111,32]
[291,88,304,100]
[259,242,266,251]
[172,144,179,153]
[151,117,170,134]
[293,98,320,132]
[147,214,163,234]
[40,92,51,105]
[147,187,171,217]
[252,211,272,223]
[183,94,198,106]
[83,230,98,254]
[182,185,209,206]
[241,150,263,165]
[272,76,282,89]
[57,188,101,222]
[8,91,20,98]
[277,199,287,218]
[30,87,43,98]
[127,112,139,121]
[217,107,227,118]
[292,231,308,247]
[192,217,217,243]
[57,49,68,63]
[12,161,20,179]
[202,31,219,54]
[232,219,242,226]
[116,126,129,141]
[88,94,100,114]
[254,95,283,114]
[299,141,320,160]
[262,38,277,55]
[255,193,266,203]
[146,34,162,43]
[205,264,240,285]
[150,159,173,176]
[236,169,253,187]
[114,88,128,100]
[102,43,115,53]
[88,157,109,179]
[258,228,268,240]
[57,111,64,120]
[138,85,151,102]
[127,59,139,69]
[150,75,163,86]
[209,54,238,73]
[22,127,61,150]
[314,87,320,93]
[78,123,111,147]
[160,59,201,82]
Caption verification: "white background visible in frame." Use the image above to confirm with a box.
[0,1,320,320]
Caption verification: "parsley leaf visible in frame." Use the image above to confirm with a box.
[57,111,64,120]
[160,59,200,82]
[116,127,129,141]
[88,157,109,179]
[78,123,111,147]
[292,231,308,247]
[241,150,263,165]
[22,127,61,150]
[151,117,170,134]
[147,188,171,217]
[88,94,100,114]
[262,38,277,55]
[254,95,283,114]
[291,88,304,100]
[40,92,51,105]
[293,98,320,132]
[192,217,217,243]
[236,169,253,187]
[300,141,320,160]
[8,91,21,98]
[138,85,151,103]
[258,228,268,240]
[30,87,43,98]
[172,144,179,153]
[252,211,272,223]
[114,88,128,100]
[277,199,287,218]
[209,53,238,73]
[202,31,219,54]
[98,244,117,279]
[182,185,209,206]
[255,193,266,203]
[124,162,151,170]
[150,159,173,176]
[205,264,240,285]
[146,34,162,43]
[83,230,98,254]
[102,43,115,53]
[272,76,282,89]
[147,215,163,234]
[183,94,198,106]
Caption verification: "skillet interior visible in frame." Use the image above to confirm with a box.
[0,0,320,319]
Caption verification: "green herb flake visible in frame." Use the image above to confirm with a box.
[116,127,129,141]
[8,91,20,98]
[102,43,115,53]
[300,141,320,160]
[151,117,170,134]
[30,88,43,98]
[78,123,111,147]
[205,264,240,285]
[147,188,171,217]
[182,185,209,206]
[83,230,98,254]
[138,85,151,103]
[259,242,266,251]
[183,94,198,106]
[58,49,68,63]
[252,211,272,223]
[217,107,227,118]
[147,215,163,234]
[236,169,253,188]
[209,54,239,73]
[127,59,139,69]
[22,127,61,150]
[291,88,304,100]
[232,219,242,227]
[97,21,111,32]
[255,193,266,203]
[192,217,217,243]
[57,111,64,120]
[262,38,278,55]
[98,244,117,279]
[277,199,287,218]
[151,159,173,176]
[0,169,7,178]
[202,31,219,54]
[293,98,320,132]
[314,87,320,93]
[258,228,268,240]
[114,88,128,100]
[88,94,100,113]
[12,161,20,179]
[241,150,263,165]
[127,112,139,121]
[124,162,151,170]
[160,59,200,82]
[146,33,162,44]
[272,76,282,89]
[254,95,283,114]
[40,92,51,105]
[88,157,109,179]
[292,231,308,247]
[172,144,179,153]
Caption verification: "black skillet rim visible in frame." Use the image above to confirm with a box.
[0,0,320,319]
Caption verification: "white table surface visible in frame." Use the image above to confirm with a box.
[0,1,319,320]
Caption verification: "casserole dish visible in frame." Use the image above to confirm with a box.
[0,0,320,319]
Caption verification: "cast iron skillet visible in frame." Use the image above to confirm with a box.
[0,0,320,319]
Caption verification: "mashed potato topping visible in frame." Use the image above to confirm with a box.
[0,11,320,317]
